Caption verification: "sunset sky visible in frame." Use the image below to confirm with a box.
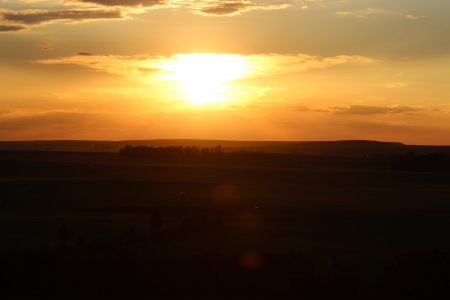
[1,0,449,144]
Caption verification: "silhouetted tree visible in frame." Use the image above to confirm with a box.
[214,145,222,154]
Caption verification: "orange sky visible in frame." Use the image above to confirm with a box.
[1,0,449,144]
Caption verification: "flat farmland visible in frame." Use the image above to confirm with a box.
[1,150,450,297]
[1,151,450,249]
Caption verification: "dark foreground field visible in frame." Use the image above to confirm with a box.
[1,150,450,299]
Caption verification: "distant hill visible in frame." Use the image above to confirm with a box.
[0,139,449,157]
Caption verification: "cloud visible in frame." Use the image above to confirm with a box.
[247,54,379,76]
[330,105,417,115]
[388,106,417,114]
[77,52,94,56]
[336,8,425,20]
[406,14,427,19]
[0,113,82,131]
[335,12,352,16]
[76,0,164,7]
[0,111,132,141]
[386,83,406,88]
[292,104,310,112]
[1,9,124,25]
[336,8,394,19]
[195,1,290,16]
[1,0,291,33]
[40,42,52,50]
[0,24,26,31]
[34,52,379,79]
[34,54,166,77]
[136,67,160,73]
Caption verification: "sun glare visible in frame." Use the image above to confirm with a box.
[159,53,248,105]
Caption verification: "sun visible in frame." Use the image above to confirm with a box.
[159,53,248,105]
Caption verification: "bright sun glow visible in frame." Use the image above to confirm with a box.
[159,53,248,105]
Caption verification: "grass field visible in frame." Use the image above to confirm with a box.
[1,150,450,298]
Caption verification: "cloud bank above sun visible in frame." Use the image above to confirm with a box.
[32,52,379,105]
[33,52,378,78]
[0,0,291,30]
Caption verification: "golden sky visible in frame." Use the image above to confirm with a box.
[1,0,449,144]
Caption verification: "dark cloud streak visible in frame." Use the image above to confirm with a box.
[0,24,26,32]
[77,0,164,7]
[2,9,123,25]
[330,105,417,115]
[198,1,289,16]
[200,2,252,15]
[77,52,94,56]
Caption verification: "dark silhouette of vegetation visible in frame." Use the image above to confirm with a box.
[391,152,450,172]
[119,145,210,158]
[118,145,264,160]
[119,144,414,171]
[118,145,273,168]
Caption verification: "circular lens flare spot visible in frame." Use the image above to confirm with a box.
[212,184,241,208]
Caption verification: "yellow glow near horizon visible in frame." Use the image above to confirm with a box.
[159,53,248,105]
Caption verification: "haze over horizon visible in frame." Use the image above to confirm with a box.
[1,0,449,145]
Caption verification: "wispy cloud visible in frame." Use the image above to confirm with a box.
[34,52,379,78]
[40,42,52,50]
[405,14,427,20]
[1,8,124,25]
[336,8,426,20]
[1,0,292,32]
[34,54,163,77]
[0,111,130,141]
[0,24,26,31]
[386,83,406,88]
[77,52,94,56]
[76,0,164,7]
[336,8,394,19]
[194,1,290,16]
[247,54,379,76]
[329,105,417,115]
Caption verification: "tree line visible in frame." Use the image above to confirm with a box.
[119,146,450,172]
[119,145,224,158]
[119,145,264,159]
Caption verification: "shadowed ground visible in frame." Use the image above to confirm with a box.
[1,150,450,298]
